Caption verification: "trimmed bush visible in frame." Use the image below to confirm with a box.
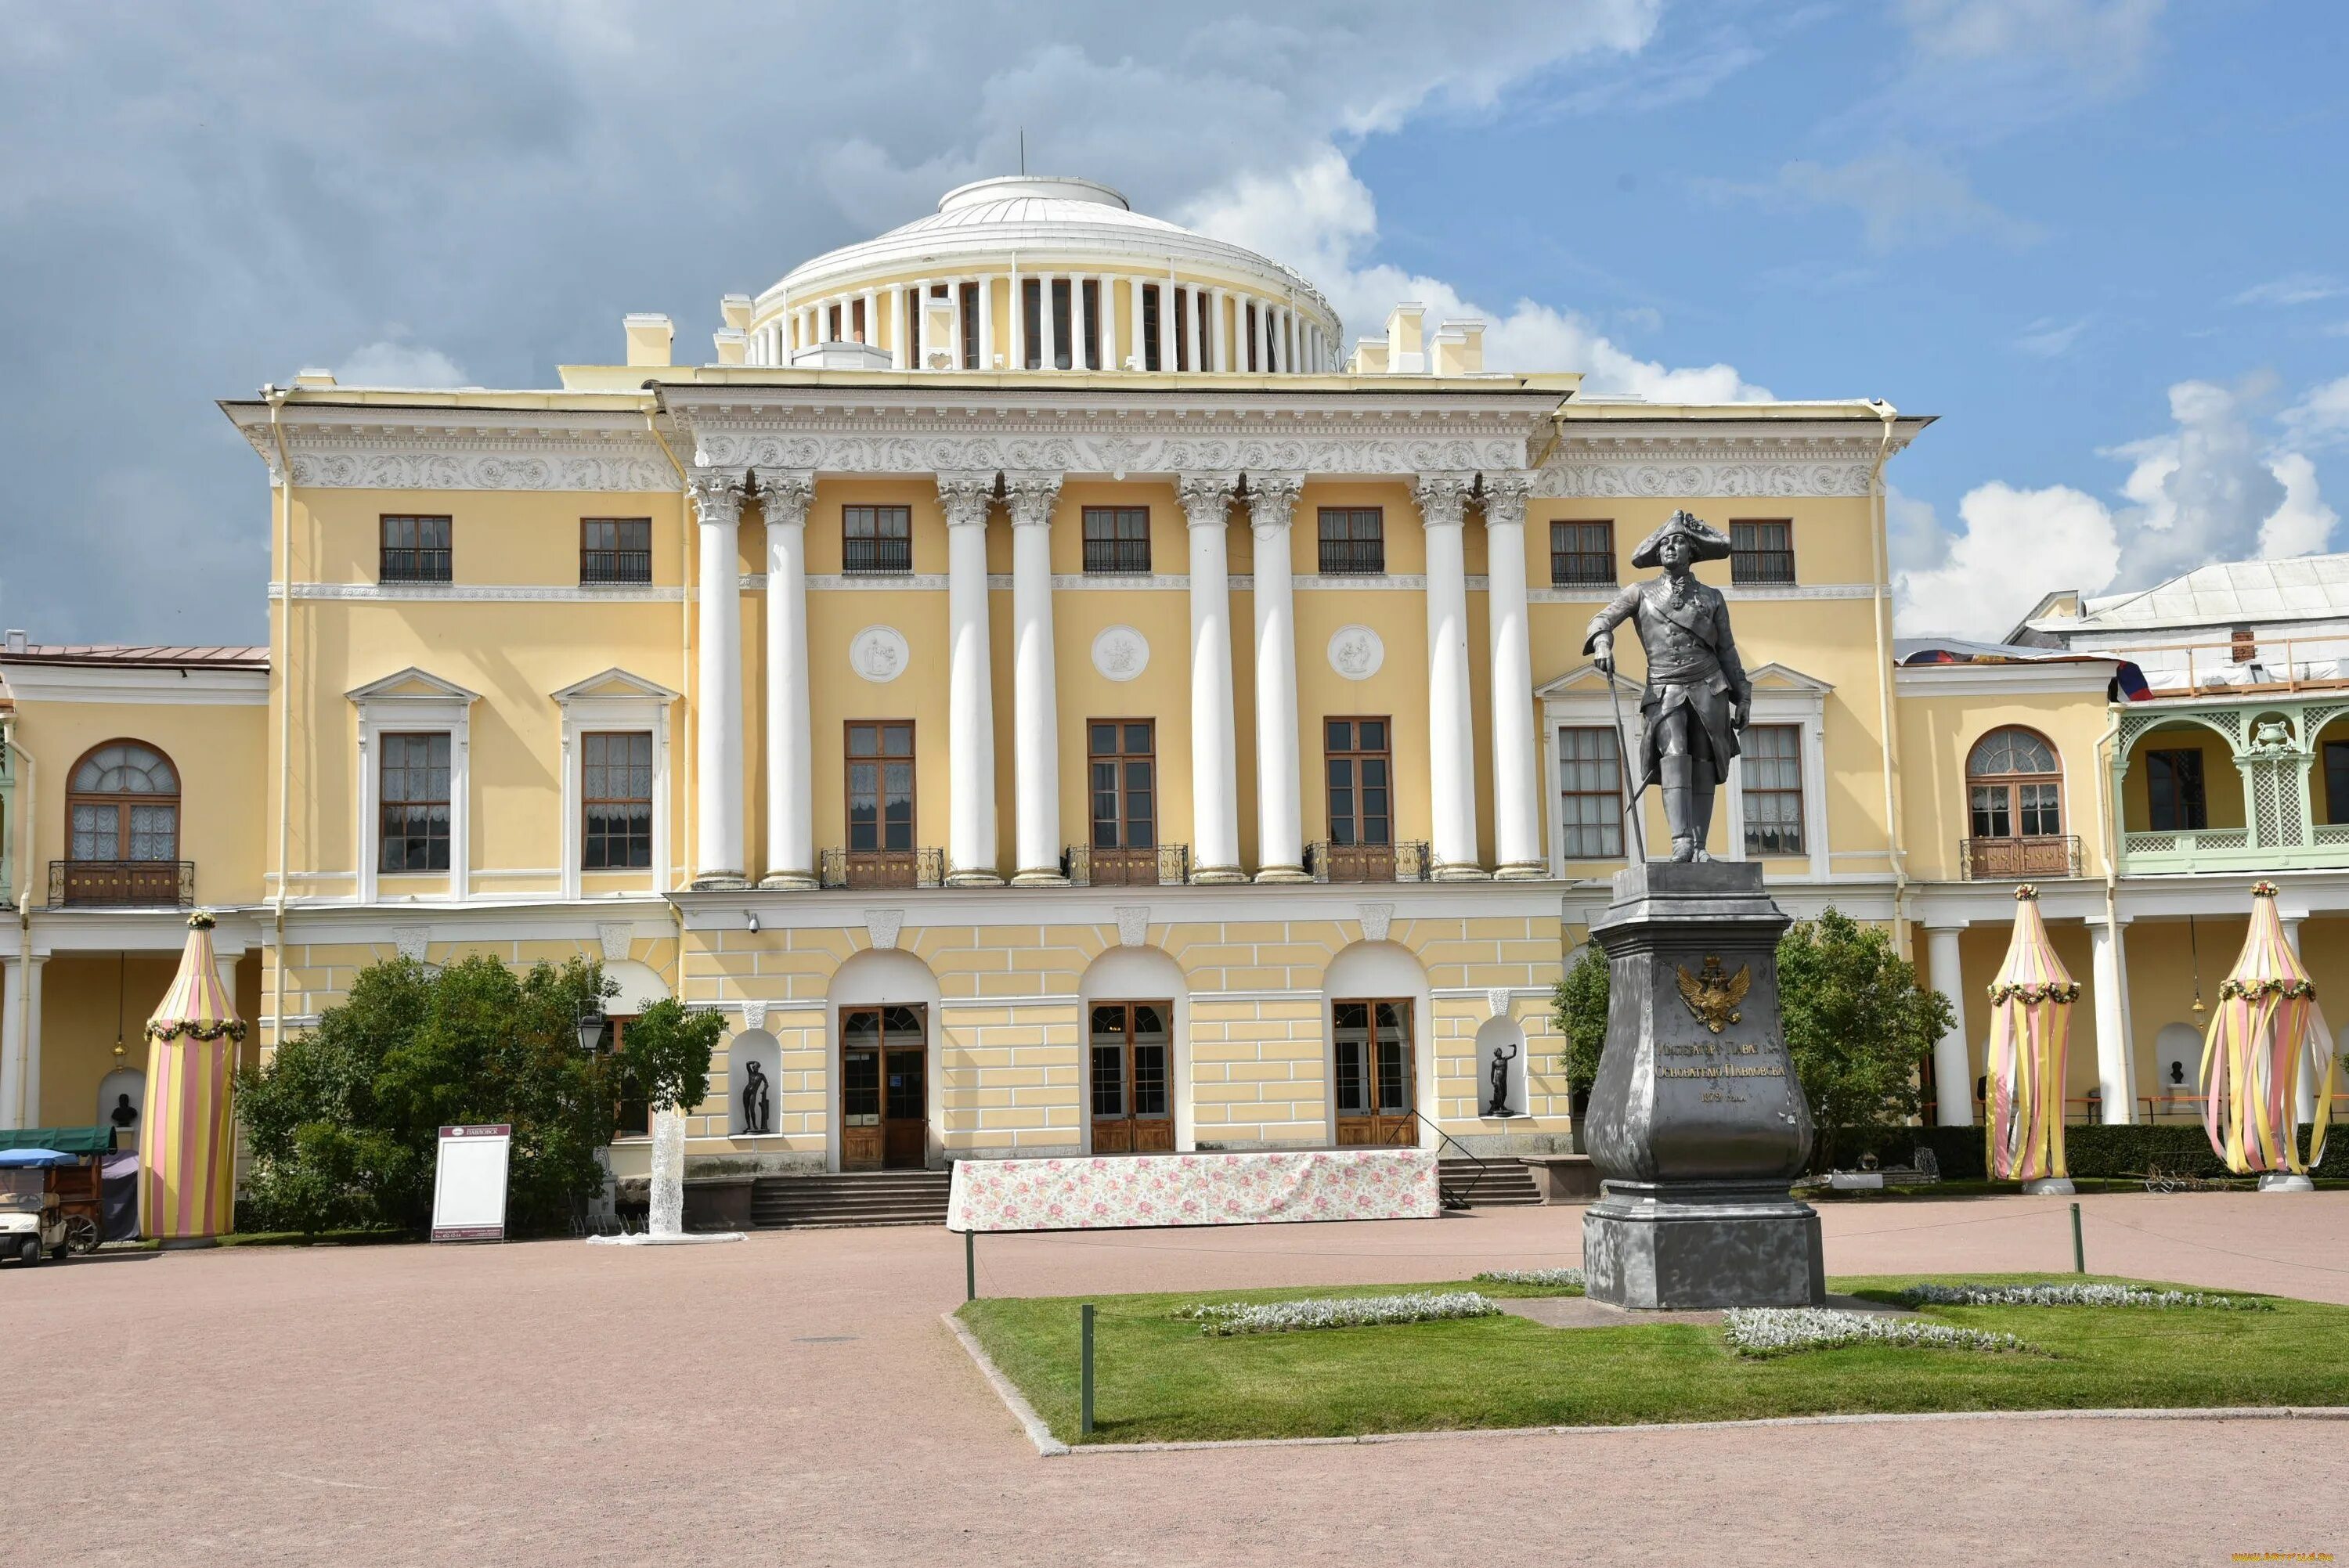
[1839,1121,2344,1183]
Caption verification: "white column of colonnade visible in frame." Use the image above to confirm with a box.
[1416,474,1485,878]
[1101,273,1118,369]
[1925,924,1974,1125]
[939,473,1001,884]
[690,469,748,887]
[1156,276,1174,372]
[756,469,817,888]
[1248,475,1309,881]
[1178,474,1245,881]
[2088,917,2136,1123]
[1210,287,1228,371]
[0,954,45,1128]
[888,285,907,369]
[1481,474,1543,878]
[1008,473,1067,883]
[977,276,994,370]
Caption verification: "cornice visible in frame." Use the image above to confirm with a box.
[1534,430,1915,501]
[226,404,680,492]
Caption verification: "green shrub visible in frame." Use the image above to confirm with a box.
[1842,1121,2345,1182]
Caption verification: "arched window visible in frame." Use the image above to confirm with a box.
[1967,727,2062,840]
[69,741,179,863]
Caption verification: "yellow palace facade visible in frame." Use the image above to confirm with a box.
[2,175,2340,1181]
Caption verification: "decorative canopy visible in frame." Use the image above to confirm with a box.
[146,911,246,1045]
[2201,881,2333,1175]
[1986,885,2079,1184]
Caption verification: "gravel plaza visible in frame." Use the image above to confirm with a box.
[10,1193,2347,1567]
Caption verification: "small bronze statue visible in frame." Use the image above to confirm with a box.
[1485,1040,1520,1118]
[1583,510,1753,863]
[740,1058,772,1136]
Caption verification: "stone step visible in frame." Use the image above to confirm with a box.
[1436,1157,1545,1207]
[752,1171,953,1229]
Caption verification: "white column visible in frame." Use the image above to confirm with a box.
[1249,475,1308,882]
[977,276,995,370]
[1482,474,1543,878]
[1009,269,1024,369]
[940,474,1001,885]
[1210,288,1228,371]
[1102,274,1120,369]
[1178,474,1243,881]
[1926,924,1974,1126]
[756,469,817,888]
[1007,473,1066,884]
[2088,917,2135,1123]
[914,278,933,369]
[1073,276,1093,371]
[1416,475,1484,878]
[2,955,31,1128]
[1040,274,1059,369]
[1156,278,1174,372]
[886,287,906,369]
[691,470,748,888]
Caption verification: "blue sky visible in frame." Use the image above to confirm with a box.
[2,0,2342,642]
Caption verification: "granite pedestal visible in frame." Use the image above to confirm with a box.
[1581,860,1825,1310]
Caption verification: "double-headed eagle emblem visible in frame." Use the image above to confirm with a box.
[1676,956,1751,1033]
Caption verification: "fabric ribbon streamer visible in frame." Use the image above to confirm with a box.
[2200,881,2333,1176]
[1985,885,2080,1183]
[139,911,248,1242]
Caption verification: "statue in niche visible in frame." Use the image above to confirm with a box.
[1485,1041,1521,1119]
[110,1093,139,1131]
[1584,510,1753,863]
[740,1058,772,1136]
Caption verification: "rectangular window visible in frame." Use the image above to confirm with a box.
[1557,726,1623,859]
[1325,718,1392,848]
[582,730,654,870]
[845,721,915,852]
[1317,507,1385,575]
[1246,301,1260,372]
[1730,520,1795,585]
[2018,781,2062,837]
[1172,288,1190,372]
[960,283,980,369]
[580,517,652,584]
[1550,521,1616,586]
[2146,748,2208,832]
[1140,284,1161,371]
[1052,279,1073,369]
[1081,506,1152,574]
[1088,720,1156,853]
[1741,724,1806,857]
[842,505,912,575]
[2327,741,2349,824]
[381,515,452,583]
[379,732,451,872]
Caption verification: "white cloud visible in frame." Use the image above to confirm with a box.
[2281,374,2349,450]
[1869,0,2164,141]
[2261,452,2339,558]
[335,340,469,387]
[1700,145,2041,251]
[1900,0,2164,82]
[1896,482,2121,639]
[2014,315,2090,357]
[2228,273,2344,308]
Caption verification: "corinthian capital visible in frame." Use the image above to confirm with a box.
[1479,471,1532,529]
[1175,472,1238,529]
[1246,472,1304,538]
[936,470,995,529]
[689,468,746,527]
[1413,473,1474,530]
[752,467,815,528]
[1004,471,1063,529]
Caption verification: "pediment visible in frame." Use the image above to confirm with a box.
[1746,661,1833,695]
[1535,663,1640,699]
[346,666,480,704]
[551,667,680,705]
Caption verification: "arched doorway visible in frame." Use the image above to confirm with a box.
[1965,726,2070,877]
[1078,946,1189,1154]
[828,949,942,1171]
[1322,941,1434,1148]
[64,741,181,905]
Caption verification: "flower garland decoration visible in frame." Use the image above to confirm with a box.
[1986,881,2078,1183]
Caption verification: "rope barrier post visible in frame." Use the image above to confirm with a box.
[965,1228,976,1302]
[2071,1202,2085,1274]
[1080,1303,1096,1437]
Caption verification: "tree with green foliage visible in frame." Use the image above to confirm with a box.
[615,997,726,1119]
[236,954,617,1236]
[1548,906,1954,1171]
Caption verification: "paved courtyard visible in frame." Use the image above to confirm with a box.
[9,1191,2345,1566]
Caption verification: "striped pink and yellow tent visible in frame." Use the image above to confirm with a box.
[2201,881,2333,1176]
[1986,885,2080,1184]
[139,911,247,1242]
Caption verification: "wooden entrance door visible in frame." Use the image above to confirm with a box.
[1089,1001,1175,1154]
[840,1004,928,1170]
[1333,1000,1416,1146]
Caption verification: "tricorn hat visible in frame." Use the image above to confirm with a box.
[1629,510,1732,568]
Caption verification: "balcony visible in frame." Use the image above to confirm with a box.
[841,536,913,575]
[1959,836,2080,880]
[579,548,652,584]
[1064,844,1188,887]
[818,846,943,890]
[1307,840,1431,884]
[52,860,194,908]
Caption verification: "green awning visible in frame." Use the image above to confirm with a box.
[0,1126,115,1154]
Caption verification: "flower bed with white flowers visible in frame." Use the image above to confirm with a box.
[1179,1291,1501,1336]
[1896,1281,2272,1310]
[1472,1267,1586,1289]
[1722,1307,2039,1358]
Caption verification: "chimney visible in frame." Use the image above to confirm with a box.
[1348,339,1390,374]
[5,629,26,654]
[1384,304,1426,373]
[293,367,337,387]
[624,313,674,368]
[720,294,754,332]
[713,328,749,366]
[1431,319,1485,375]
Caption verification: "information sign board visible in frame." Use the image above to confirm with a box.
[431,1123,513,1242]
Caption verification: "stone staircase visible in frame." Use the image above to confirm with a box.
[1438,1155,1543,1209]
[752,1170,952,1229]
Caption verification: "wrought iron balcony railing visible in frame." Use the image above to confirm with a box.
[1063,843,1189,887]
[1959,835,2080,880]
[1081,539,1152,575]
[52,860,194,908]
[841,536,914,575]
[819,846,944,890]
[579,549,653,584]
[1307,840,1430,884]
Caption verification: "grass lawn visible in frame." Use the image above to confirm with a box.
[957,1273,2348,1445]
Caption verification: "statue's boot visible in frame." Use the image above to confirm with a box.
[1690,777,1716,861]
[1661,755,1696,862]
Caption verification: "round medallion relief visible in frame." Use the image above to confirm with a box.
[849,625,910,683]
[1092,625,1150,683]
[1327,625,1384,680]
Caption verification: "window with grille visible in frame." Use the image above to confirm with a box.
[379,732,452,872]
[381,515,452,582]
[1318,507,1385,575]
[846,721,915,852]
[1325,719,1392,846]
[583,731,654,869]
[843,505,912,575]
[580,518,651,584]
[1081,506,1151,574]
[1741,724,1806,857]
[2146,748,2208,832]
[1550,521,1616,586]
[1556,726,1622,859]
[1730,520,1795,585]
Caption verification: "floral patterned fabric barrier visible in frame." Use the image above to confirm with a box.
[947,1149,1442,1232]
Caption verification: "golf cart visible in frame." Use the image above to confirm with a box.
[0,1148,95,1265]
